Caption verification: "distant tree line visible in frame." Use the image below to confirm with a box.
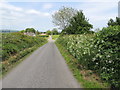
[0,30,19,33]
[46,28,59,35]
[20,28,40,35]
[20,28,60,36]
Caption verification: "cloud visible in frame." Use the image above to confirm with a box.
[0,1,118,31]
[81,0,118,2]
[0,2,52,30]
[0,2,51,24]
[26,9,50,16]
[43,3,53,9]
[43,12,51,16]
[2,0,119,2]
[0,2,25,23]
[75,1,118,29]
[0,2,23,12]
[27,9,40,14]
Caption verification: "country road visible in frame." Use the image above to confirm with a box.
[1,36,80,88]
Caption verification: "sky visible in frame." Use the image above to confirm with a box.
[0,0,119,32]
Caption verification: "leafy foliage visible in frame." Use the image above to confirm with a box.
[25,28,36,33]
[92,26,120,88]
[63,11,93,34]
[2,32,47,61]
[56,26,120,88]
[52,7,93,35]
[52,6,78,29]
[46,30,51,35]
[38,35,49,37]
[52,35,59,40]
[108,17,120,26]
[20,28,40,35]
[52,28,59,35]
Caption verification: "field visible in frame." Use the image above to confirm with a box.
[52,35,59,40]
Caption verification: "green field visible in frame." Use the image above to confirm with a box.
[52,35,59,40]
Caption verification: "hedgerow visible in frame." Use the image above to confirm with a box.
[2,45,39,74]
[1,32,47,75]
[38,35,49,37]
[92,26,120,88]
[56,26,120,88]
[2,32,47,61]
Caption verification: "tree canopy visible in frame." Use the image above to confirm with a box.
[46,30,51,35]
[64,11,93,34]
[25,28,36,33]
[108,17,120,26]
[52,28,59,35]
[52,7,93,35]
[52,6,77,30]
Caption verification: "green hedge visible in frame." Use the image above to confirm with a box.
[56,26,120,88]
[2,32,47,61]
[1,32,47,75]
[38,35,49,37]
[92,26,120,88]
[1,45,40,74]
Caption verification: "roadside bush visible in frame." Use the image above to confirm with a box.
[2,45,38,73]
[92,26,120,88]
[2,32,47,61]
[56,26,120,88]
[38,35,49,37]
[56,34,95,69]
[1,32,47,74]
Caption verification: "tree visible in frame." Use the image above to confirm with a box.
[115,17,120,25]
[46,30,51,35]
[63,11,93,34]
[108,17,120,26]
[108,19,115,26]
[95,28,100,32]
[20,30,25,33]
[52,6,78,30]
[25,28,36,33]
[52,28,58,35]
[36,30,40,35]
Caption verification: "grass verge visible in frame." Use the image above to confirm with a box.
[0,41,47,78]
[55,42,109,88]
[52,35,59,40]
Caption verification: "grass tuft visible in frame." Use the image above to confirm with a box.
[52,35,59,40]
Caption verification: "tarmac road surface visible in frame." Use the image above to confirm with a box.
[2,36,80,88]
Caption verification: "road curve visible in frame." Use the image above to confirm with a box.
[2,36,80,88]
